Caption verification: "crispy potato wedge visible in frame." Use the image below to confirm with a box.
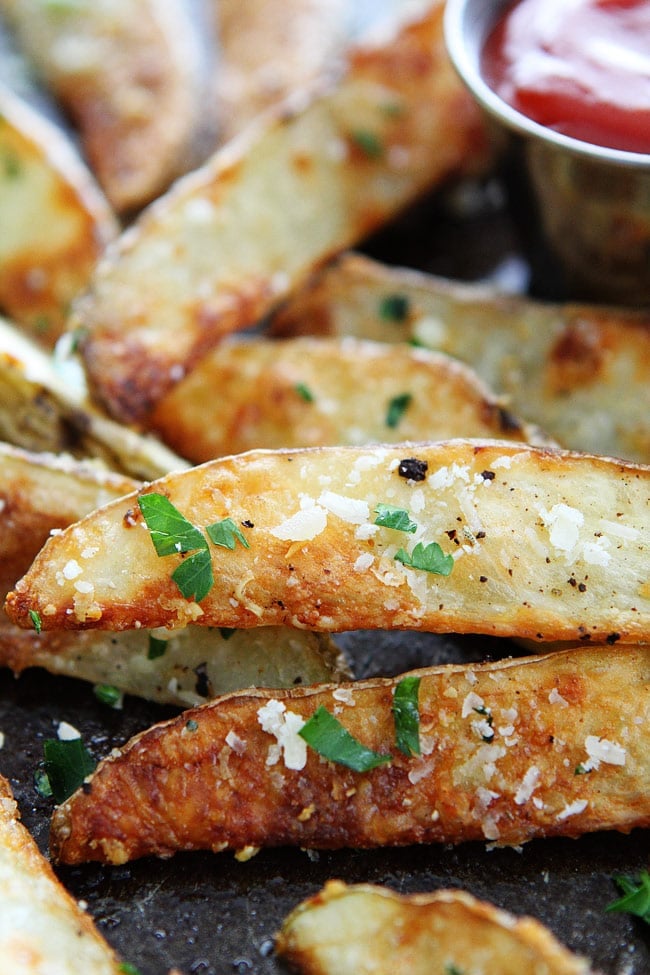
[75,1,491,423]
[148,336,550,462]
[0,317,187,480]
[0,0,210,212]
[7,440,649,643]
[0,775,124,973]
[271,253,650,463]
[0,443,348,705]
[214,0,347,142]
[276,881,593,975]
[0,84,116,346]
[50,643,650,865]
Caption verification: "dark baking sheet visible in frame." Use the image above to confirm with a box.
[1,180,649,975]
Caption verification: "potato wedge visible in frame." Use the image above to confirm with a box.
[75,1,491,423]
[270,253,650,463]
[0,443,348,705]
[214,0,347,142]
[0,775,124,973]
[148,337,550,462]
[0,317,187,480]
[0,84,116,346]
[6,441,649,643]
[0,0,210,212]
[49,643,650,865]
[276,882,593,975]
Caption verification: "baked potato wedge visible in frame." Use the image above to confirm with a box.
[276,882,593,975]
[0,443,347,705]
[214,0,347,143]
[0,775,124,973]
[7,441,649,643]
[0,0,210,212]
[49,643,650,865]
[75,1,491,423]
[148,337,550,463]
[0,84,116,346]
[270,253,650,463]
[0,317,187,480]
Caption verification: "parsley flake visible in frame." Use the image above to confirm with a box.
[147,635,167,659]
[294,382,315,403]
[299,706,391,772]
[171,548,214,602]
[351,129,383,158]
[119,964,143,975]
[386,393,412,428]
[28,609,42,634]
[606,871,650,924]
[93,684,123,709]
[34,767,53,799]
[374,503,417,533]
[206,517,250,550]
[379,293,410,322]
[43,737,96,804]
[394,541,454,576]
[393,676,421,756]
[138,493,206,556]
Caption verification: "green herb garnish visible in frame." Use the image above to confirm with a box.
[374,503,417,534]
[93,684,123,708]
[171,548,213,601]
[299,706,391,772]
[606,871,650,924]
[205,517,250,551]
[119,963,143,975]
[138,493,206,556]
[379,293,410,322]
[219,627,237,640]
[351,129,383,159]
[34,767,53,799]
[294,382,315,403]
[386,393,412,428]
[147,635,167,659]
[28,609,42,634]
[393,676,421,756]
[394,541,454,576]
[43,737,96,804]
[185,719,199,732]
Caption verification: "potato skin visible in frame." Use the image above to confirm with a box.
[51,644,650,865]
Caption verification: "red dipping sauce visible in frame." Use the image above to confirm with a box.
[482,0,650,154]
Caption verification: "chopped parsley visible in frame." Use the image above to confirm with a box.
[392,676,421,757]
[34,767,53,799]
[147,635,167,659]
[379,293,410,322]
[138,495,250,602]
[386,392,412,428]
[394,541,454,576]
[43,737,96,804]
[3,152,21,179]
[28,609,42,634]
[299,706,391,772]
[93,684,123,708]
[445,965,467,975]
[351,129,383,159]
[119,964,143,975]
[205,517,250,551]
[606,871,650,924]
[185,719,199,732]
[294,382,315,403]
[374,503,417,534]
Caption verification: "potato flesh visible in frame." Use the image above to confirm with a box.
[6,441,649,644]
[277,882,593,975]
[50,644,650,865]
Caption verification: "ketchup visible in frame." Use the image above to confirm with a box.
[481,0,650,154]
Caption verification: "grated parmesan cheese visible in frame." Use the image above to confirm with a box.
[257,699,307,770]
[557,799,588,820]
[514,765,541,805]
[317,491,369,524]
[270,504,327,541]
[582,735,626,771]
[57,721,80,741]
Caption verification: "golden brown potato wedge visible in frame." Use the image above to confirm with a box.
[0,317,187,480]
[276,882,593,975]
[50,643,650,865]
[75,1,491,423]
[148,336,550,462]
[0,84,116,346]
[0,0,210,212]
[7,441,649,644]
[0,443,348,705]
[214,0,347,142]
[0,775,124,972]
[270,252,650,463]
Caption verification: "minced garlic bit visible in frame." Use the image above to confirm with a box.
[257,699,307,770]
